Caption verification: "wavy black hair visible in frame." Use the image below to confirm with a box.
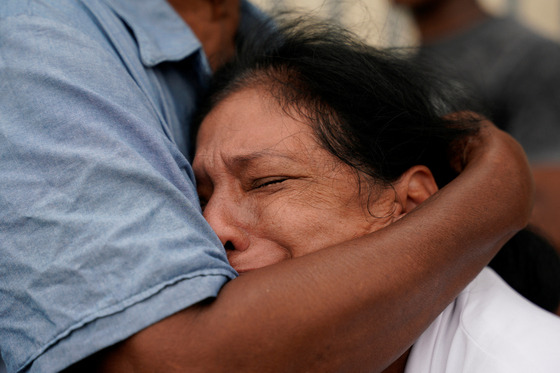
[193,16,481,189]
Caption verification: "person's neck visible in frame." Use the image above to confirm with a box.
[381,348,411,373]
[411,0,488,44]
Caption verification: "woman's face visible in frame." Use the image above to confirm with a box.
[193,87,400,273]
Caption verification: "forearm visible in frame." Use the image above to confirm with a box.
[88,123,533,373]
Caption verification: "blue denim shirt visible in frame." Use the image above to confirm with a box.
[0,0,262,371]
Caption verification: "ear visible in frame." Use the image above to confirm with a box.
[394,165,439,216]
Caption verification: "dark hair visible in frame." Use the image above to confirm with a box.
[193,15,560,314]
[193,16,480,189]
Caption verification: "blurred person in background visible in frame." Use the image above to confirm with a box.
[392,0,560,253]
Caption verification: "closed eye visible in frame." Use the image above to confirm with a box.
[253,178,287,190]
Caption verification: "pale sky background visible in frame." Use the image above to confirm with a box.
[250,0,560,47]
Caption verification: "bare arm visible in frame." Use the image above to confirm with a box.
[76,122,532,373]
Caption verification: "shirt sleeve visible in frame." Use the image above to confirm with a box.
[0,10,236,373]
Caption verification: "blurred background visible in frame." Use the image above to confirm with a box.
[251,0,560,47]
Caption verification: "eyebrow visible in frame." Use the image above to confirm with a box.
[222,149,298,171]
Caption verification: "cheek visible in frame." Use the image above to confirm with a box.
[267,192,395,257]
[242,180,395,259]
[255,196,347,257]
[227,239,290,273]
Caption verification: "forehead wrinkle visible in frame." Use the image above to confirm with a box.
[220,148,299,172]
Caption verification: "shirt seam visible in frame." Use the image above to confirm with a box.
[19,270,235,372]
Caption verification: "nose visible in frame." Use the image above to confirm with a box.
[203,197,250,252]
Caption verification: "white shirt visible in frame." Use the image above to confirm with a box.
[405,268,560,373]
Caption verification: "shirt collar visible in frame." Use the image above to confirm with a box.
[103,0,206,67]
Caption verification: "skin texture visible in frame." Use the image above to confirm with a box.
[194,87,443,373]
[195,88,439,271]
[195,88,396,269]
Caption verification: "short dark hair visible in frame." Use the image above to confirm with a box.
[194,16,480,188]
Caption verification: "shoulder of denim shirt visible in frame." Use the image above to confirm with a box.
[0,0,207,68]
